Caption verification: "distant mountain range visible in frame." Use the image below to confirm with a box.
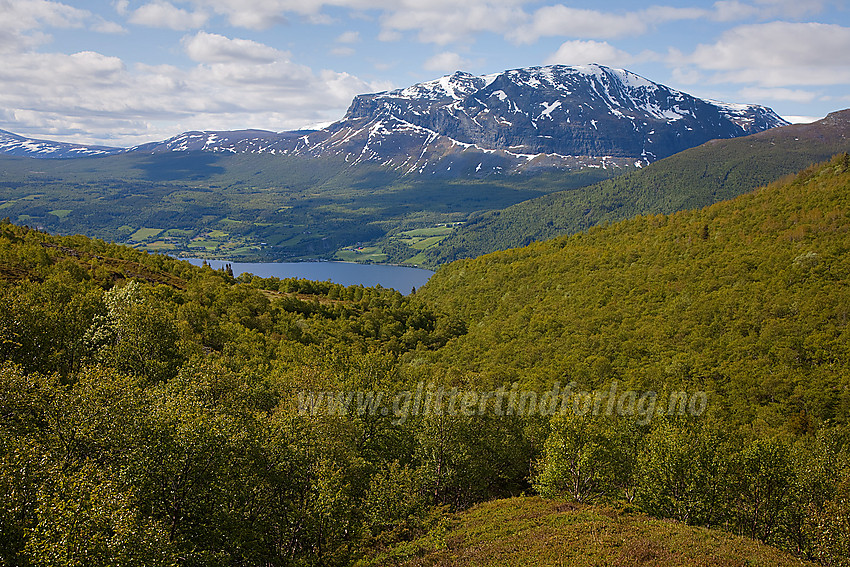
[0,129,122,158]
[1,64,787,175]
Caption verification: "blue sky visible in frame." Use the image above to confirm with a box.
[1,0,848,147]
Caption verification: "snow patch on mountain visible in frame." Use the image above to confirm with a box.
[0,129,121,158]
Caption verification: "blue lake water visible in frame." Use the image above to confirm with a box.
[184,259,434,293]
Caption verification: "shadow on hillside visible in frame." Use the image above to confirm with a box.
[132,153,226,181]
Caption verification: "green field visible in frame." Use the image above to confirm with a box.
[334,245,388,263]
[129,227,163,241]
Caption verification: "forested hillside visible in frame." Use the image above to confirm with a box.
[420,154,850,426]
[1,155,850,566]
[421,109,850,266]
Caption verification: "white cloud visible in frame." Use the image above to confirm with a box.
[2,0,90,31]
[331,30,359,55]
[0,0,124,50]
[708,0,828,21]
[739,86,819,103]
[91,18,127,34]
[379,1,525,45]
[423,51,469,72]
[129,1,208,30]
[681,22,850,87]
[191,0,527,42]
[545,40,643,67]
[335,30,360,43]
[0,35,381,146]
[710,1,758,21]
[194,0,305,29]
[749,0,828,18]
[182,31,284,63]
[166,1,724,47]
[377,28,402,42]
[510,5,707,44]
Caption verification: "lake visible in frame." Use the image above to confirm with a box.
[183,259,435,293]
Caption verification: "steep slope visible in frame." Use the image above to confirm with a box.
[422,109,850,265]
[295,64,786,175]
[419,154,850,428]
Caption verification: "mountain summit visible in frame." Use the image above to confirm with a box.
[296,64,787,174]
[1,65,787,174]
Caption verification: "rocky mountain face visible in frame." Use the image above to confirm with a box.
[296,64,787,174]
[1,65,788,174]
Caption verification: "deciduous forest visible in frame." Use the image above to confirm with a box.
[2,156,849,566]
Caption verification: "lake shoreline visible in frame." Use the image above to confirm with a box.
[180,258,434,294]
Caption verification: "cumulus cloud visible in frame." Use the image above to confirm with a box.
[330,30,359,56]
[182,30,284,63]
[545,40,644,67]
[193,0,303,29]
[2,0,90,31]
[3,0,845,145]
[0,0,124,50]
[749,0,829,18]
[423,51,469,72]
[0,30,381,146]
[510,5,706,44]
[159,1,746,47]
[129,1,208,30]
[680,22,850,86]
[378,0,525,45]
[335,30,360,43]
[190,0,526,42]
[91,18,127,33]
[739,86,819,103]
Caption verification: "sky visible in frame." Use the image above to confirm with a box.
[1,0,849,148]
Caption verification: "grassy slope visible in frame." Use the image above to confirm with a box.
[423,109,850,267]
[365,497,815,567]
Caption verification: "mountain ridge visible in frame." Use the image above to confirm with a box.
[0,129,122,158]
[1,64,787,176]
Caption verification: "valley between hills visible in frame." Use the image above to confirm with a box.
[1,65,849,566]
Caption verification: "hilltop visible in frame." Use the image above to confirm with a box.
[365,497,817,567]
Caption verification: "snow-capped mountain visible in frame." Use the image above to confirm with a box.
[0,129,121,158]
[292,64,787,174]
[0,65,788,173]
